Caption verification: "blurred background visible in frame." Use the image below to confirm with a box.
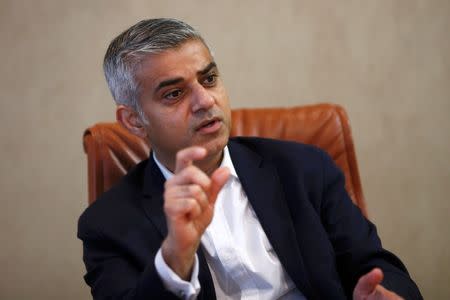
[1,0,449,298]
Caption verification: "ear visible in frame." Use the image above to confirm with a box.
[116,105,147,138]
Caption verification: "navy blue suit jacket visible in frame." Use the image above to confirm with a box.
[78,137,422,299]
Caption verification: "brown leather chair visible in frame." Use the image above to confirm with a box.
[83,103,367,216]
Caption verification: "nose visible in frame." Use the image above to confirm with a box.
[191,83,215,112]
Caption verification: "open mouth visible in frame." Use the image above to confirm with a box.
[196,118,222,133]
[201,120,217,128]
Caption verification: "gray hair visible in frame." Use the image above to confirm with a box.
[103,18,207,121]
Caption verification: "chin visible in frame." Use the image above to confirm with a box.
[203,134,229,156]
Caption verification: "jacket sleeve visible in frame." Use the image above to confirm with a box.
[318,150,423,299]
[78,216,181,300]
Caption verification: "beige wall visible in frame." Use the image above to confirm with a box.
[1,0,449,298]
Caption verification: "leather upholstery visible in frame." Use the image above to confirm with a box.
[83,103,367,216]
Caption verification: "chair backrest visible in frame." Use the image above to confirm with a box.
[83,103,367,216]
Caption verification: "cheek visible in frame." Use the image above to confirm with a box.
[148,112,191,137]
[220,97,232,126]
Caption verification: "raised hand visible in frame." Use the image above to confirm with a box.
[353,268,404,300]
[161,146,230,280]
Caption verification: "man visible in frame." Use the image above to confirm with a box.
[78,18,422,299]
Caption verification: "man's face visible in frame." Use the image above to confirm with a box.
[134,39,231,170]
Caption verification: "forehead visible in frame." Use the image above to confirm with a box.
[135,39,214,86]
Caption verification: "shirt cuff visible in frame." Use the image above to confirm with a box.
[154,248,201,300]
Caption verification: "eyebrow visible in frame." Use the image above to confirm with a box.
[154,62,217,93]
[198,62,217,76]
[154,77,183,93]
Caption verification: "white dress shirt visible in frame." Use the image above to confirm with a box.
[154,147,306,300]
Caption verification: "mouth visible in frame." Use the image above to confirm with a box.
[195,117,223,134]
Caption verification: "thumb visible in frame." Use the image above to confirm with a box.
[353,268,384,299]
[208,167,230,204]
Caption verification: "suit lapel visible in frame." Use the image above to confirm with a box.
[228,140,316,299]
[141,155,168,238]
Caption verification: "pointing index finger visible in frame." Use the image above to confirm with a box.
[175,146,207,174]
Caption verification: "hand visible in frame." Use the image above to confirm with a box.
[353,268,404,300]
[161,146,230,280]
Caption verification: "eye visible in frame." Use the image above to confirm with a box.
[163,89,183,100]
[202,73,218,86]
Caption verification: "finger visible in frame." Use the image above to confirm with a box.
[165,184,209,210]
[373,285,404,300]
[175,147,207,174]
[353,268,384,298]
[164,197,201,219]
[166,165,211,190]
[208,167,230,204]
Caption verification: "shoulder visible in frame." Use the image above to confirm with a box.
[228,136,341,199]
[78,159,149,236]
[229,136,331,171]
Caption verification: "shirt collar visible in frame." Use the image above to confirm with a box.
[153,146,238,180]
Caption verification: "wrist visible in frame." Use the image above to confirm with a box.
[161,238,197,280]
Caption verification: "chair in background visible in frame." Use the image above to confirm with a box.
[83,103,367,216]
